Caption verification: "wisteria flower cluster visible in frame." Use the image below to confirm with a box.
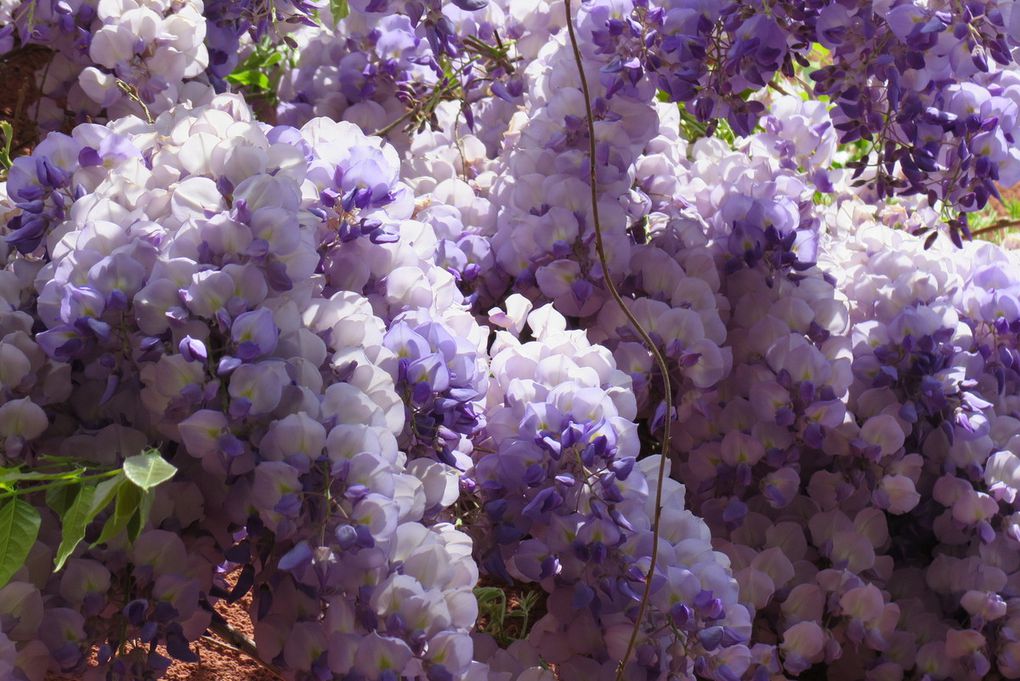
[4,1,1020,681]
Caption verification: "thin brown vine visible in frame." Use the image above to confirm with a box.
[561,4,675,680]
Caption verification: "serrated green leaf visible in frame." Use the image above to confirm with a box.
[54,486,96,572]
[123,450,176,492]
[0,499,41,588]
[330,0,349,20]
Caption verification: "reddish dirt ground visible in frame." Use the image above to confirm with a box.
[0,45,52,154]
[44,585,280,681]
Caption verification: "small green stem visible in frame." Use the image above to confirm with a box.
[0,470,120,499]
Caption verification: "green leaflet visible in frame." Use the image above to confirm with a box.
[123,449,177,492]
[0,499,41,588]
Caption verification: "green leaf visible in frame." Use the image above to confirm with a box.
[88,474,124,520]
[127,489,155,542]
[226,70,271,91]
[0,467,85,484]
[123,450,177,492]
[0,120,13,175]
[330,0,349,20]
[92,482,140,547]
[46,483,80,516]
[54,486,96,571]
[127,504,143,542]
[0,499,41,588]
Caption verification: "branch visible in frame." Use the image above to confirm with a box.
[207,614,284,680]
[970,217,1020,239]
[561,4,674,681]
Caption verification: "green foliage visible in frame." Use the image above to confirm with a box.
[226,39,293,106]
[54,485,94,571]
[92,480,141,546]
[0,121,13,181]
[45,483,79,516]
[657,96,741,147]
[1005,197,1020,221]
[0,499,40,587]
[123,449,177,491]
[0,448,177,587]
[967,194,1020,244]
[330,0,350,20]
[474,585,543,646]
[372,31,519,138]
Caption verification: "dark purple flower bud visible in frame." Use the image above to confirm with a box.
[670,603,692,626]
[166,624,197,662]
[539,554,559,579]
[522,487,562,519]
[218,356,242,376]
[524,463,546,486]
[699,626,725,651]
[336,524,358,549]
[611,457,635,480]
[178,336,208,363]
[618,577,642,602]
[218,434,245,459]
[345,484,369,502]
[78,147,102,167]
[554,473,576,487]
[355,524,375,548]
[123,599,148,626]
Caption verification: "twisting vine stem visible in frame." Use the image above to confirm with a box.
[971,217,1020,238]
[561,3,674,680]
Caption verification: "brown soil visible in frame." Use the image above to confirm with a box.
[166,599,282,681]
[0,44,53,155]
[169,591,281,681]
[45,581,280,681]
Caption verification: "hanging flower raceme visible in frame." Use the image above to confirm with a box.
[472,300,754,681]
[0,91,492,680]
